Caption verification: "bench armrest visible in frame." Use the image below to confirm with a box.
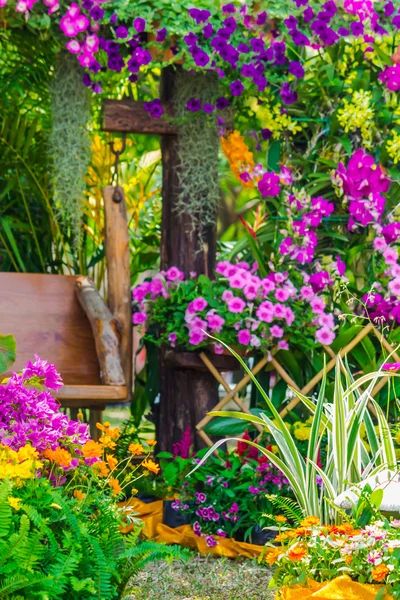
[75,276,125,386]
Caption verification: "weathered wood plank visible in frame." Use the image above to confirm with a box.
[102,99,177,134]
[75,276,125,386]
[103,186,133,400]
[56,385,127,402]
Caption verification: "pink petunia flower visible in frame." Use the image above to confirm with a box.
[227,297,246,313]
[270,325,284,338]
[315,327,335,345]
[238,329,251,346]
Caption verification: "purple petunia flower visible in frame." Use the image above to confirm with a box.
[186,98,201,112]
[230,80,244,96]
[222,3,235,13]
[216,96,230,110]
[280,81,298,104]
[203,23,213,38]
[115,25,128,39]
[289,60,305,78]
[133,17,146,32]
[89,5,104,21]
[156,27,167,42]
[203,103,214,113]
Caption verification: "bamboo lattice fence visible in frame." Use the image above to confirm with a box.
[195,324,400,447]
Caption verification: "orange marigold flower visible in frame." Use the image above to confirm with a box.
[300,516,320,527]
[372,564,390,582]
[275,515,288,523]
[82,440,103,459]
[345,556,352,565]
[108,477,122,496]
[44,447,72,468]
[142,459,160,475]
[146,440,157,447]
[265,547,282,566]
[106,454,118,470]
[93,460,109,478]
[73,489,86,502]
[294,527,311,537]
[129,443,144,456]
[275,533,288,542]
[287,545,308,562]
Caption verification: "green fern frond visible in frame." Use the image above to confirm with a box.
[265,495,304,525]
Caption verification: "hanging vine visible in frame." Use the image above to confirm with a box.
[49,52,91,248]
[173,71,220,242]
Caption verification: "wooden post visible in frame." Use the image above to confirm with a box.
[103,186,132,400]
[102,74,219,451]
[155,67,219,451]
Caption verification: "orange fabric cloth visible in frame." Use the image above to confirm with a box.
[120,498,264,558]
[277,576,392,600]
[155,523,264,558]
[119,498,163,538]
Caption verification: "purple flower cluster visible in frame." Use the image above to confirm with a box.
[280,193,335,264]
[0,356,90,452]
[335,149,390,230]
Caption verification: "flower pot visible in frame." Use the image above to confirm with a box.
[250,525,277,546]
[136,493,159,504]
[163,348,242,372]
[163,500,192,528]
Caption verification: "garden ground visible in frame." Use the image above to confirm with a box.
[129,556,273,600]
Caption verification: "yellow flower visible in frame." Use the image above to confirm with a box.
[146,440,157,447]
[106,454,118,470]
[82,440,103,459]
[8,497,21,510]
[337,90,375,149]
[275,515,287,523]
[108,478,122,496]
[294,427,311,441]
[128,443,144,456]
[73,489,86,502]
[300,516,320,527]
[387,131,400,164]
[142,459,160,475]
[77,412,84,421]
[93,460,110,478]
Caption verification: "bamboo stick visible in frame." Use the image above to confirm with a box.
[198,353,263,434]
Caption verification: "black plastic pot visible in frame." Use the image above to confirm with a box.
[163,500,192,528]
[136,493,159,504]
[249,525,277,546]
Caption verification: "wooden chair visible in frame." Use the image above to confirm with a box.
[0,187,132,436]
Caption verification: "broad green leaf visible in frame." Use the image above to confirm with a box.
[0,334,16,375]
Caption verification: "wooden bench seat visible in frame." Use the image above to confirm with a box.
[0,272,129,435]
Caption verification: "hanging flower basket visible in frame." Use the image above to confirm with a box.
[163,347,243,372]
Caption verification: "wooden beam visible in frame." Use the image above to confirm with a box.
[75,276,125,386]
[56,384,127,403]
[102,99,177,135]
[103,186,133,401]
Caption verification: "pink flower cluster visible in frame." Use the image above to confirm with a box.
[279,193,334,264]
[363,225,400,325]
[132,260,337,353]
[379,64,400,92]
[0,356,90,452]
[60,3,90,37]
[335,149,390,231]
